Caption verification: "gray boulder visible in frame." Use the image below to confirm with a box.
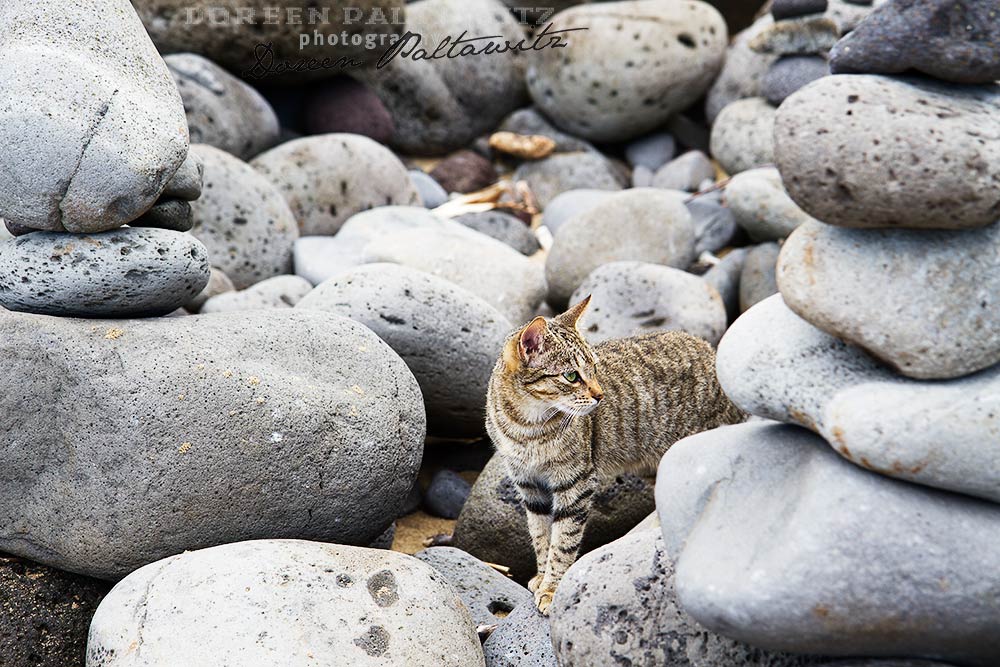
[726,167,816,241]
[189,144,299,289]
[165,53,279,161]
[0,0,188,233]
[251,134,419,236]
[0,308,425,579]
[775,75,1000,229]
[201,275,313,313]
[545,189,696,308]
[297,263,511,436]
[526,0,727,142]
[710,97,776,176]
[656,421,1000,666]
[0,228,210,318]
[571,262,727,346]
[483,602,556,667]
[87,540,484,666]
[739,242,780,313]
[514,152,625,209]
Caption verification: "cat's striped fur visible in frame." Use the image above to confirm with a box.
[485,296,746,613]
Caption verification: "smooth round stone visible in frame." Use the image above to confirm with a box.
[652,150,716,192]
[409,170,449,209]
[830,0,1000,84]
[129,153,205,233]
[189,144,299,289]
[656,420,1000,664]
[0,309,425,579]
[704,247,748,323]
[201,275,313,314]
[0,0,188,233]
[0,228,210,318]
[632,165,655,188]
[251,134,419,236]
[726,167,815,241]
[706,16,778,122]
[454,211,540,256]
[710,97,776,175]
[739,242,779,313]
[165,53,279,161]
[296,262,511,436]
[301,77,395,145]
[430,150,498,194]
[545,189,696,308]
[526,0,728,142]
[775,74,1000,229]
[571,261,727,346]
[772,0,829,20]
[688,198,739,254]
[749,16,840,55]
[185,266,235,313]
[625,132,677,171]
[87,541,483,666]
[762,54,829,105]
[424,470,472,520]
[514,152,625,209]
[779,219,1000,379]
[541,189,615,235]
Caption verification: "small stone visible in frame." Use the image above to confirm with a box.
[762,54,829,105]
[625,132,677,171]
[301,77,395,145]
[541,189,615,236]
[201,275,313,314]
[424,471,472,520]
[514,152,625,209]
[652,150,716,192]
[688,199,739,254]
[409,170,449,209]
[704,248,748,323]
[772,0,830,20]
[726,167,816,241]
[430,150,498,194]
[632,165,655,188]
[185,267,235,313]
[129,152,205,233]
[454,211,540,256]
[706,16,779,123]
[709,98,776,175]
[739,242,780,313]
[749,16,840,55]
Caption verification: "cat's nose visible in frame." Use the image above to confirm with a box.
[588,380,604,402]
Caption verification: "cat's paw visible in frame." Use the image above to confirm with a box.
[534,586,556,615]
[527,574,544,593]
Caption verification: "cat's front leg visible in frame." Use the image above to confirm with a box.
[515,479,553,592]
[535,479,596,614]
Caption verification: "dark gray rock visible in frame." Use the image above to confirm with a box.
[830,0,1000,84]
[425,470,473,519]
[483,602,556,667]
[455,211,540,256]
[0,228,210,318]
[762,55,829,105]
[130,152,204,233]
[772,0,829,19]
[301,77,395,145]
[0,309,425,579]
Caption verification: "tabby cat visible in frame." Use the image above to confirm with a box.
[485,296,746,613]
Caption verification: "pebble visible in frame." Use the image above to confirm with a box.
[251,134,419,236]
[545,189,697,308]
[570,262,727,346]
[772,0,830,20]
[189,144,299,289]
[87,540,485,666]
[726,167,816,241]
[632,165,655,188]
[830,0,1000,84]
[525,0,728,142]
[0,228,210,318]
[749,16,840,55]
[453,455,655,583]
[774,74,1000,229]
[716,294,1000,505]
[0,0,188,233]
[454,211,541,256]
[656,420,1000,665]
[709,97,777,175]
[296,262,512,436]
[414,546,532,628]
[706,16,779,122]
[430,150,498,194]
[201,275,313,314]
[129,152,204,233]
[652,151,716,192]
[165,53,279,161]
[185,267,236,313]
[301,77,395,145]
[0,309,425,579]
[410,170,449,209]
[687,198,739,254]
[514,152,625,209]
[762,55,829,105]
[704,248,748,324]
[739,242,780,313]
[541,189,615,236]
[625,132,677,171]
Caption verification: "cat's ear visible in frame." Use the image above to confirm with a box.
[518,316,547,364]
[556,295,591,329]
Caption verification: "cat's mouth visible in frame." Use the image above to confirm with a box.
[556,400,600,418]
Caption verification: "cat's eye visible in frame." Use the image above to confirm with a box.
[562,371,579,383]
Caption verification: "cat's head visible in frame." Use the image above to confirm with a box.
[499,296,605,419]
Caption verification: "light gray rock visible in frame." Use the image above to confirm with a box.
[716,293,1000,505]
[185,267,236,313]
[410,170,449,209]
[0,309,425,579]
[652,151,716,192]
[165,53,279,161]
[727,167,815,241]
[656,420,1000,665]
[541,189,615,235]
[626,132,677,171]
[514,152,624,209]
[775,75,1000,229]
[296,263,511,436]
[710,98,776,176]
[86,540,484,666]
[251,134,419,236]
[571,262,727,346]
[189,144,299,289]
[0,228,210,318]
[779,219,1000,379]
[483,602,556,667]
[455,211,540,256]
[704,248,748,323]
[748,16,840,55]
[0,0,189,233]
[356,0,527,155]
[550,525,826,667]
[739,242,779,312]
[706,16,778,123]
[688,199,738,254]
[201,275,312,313]
[414,547,532,628]
[546,189,696,308]
[526,0,727,142]
[632,166,655,188]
